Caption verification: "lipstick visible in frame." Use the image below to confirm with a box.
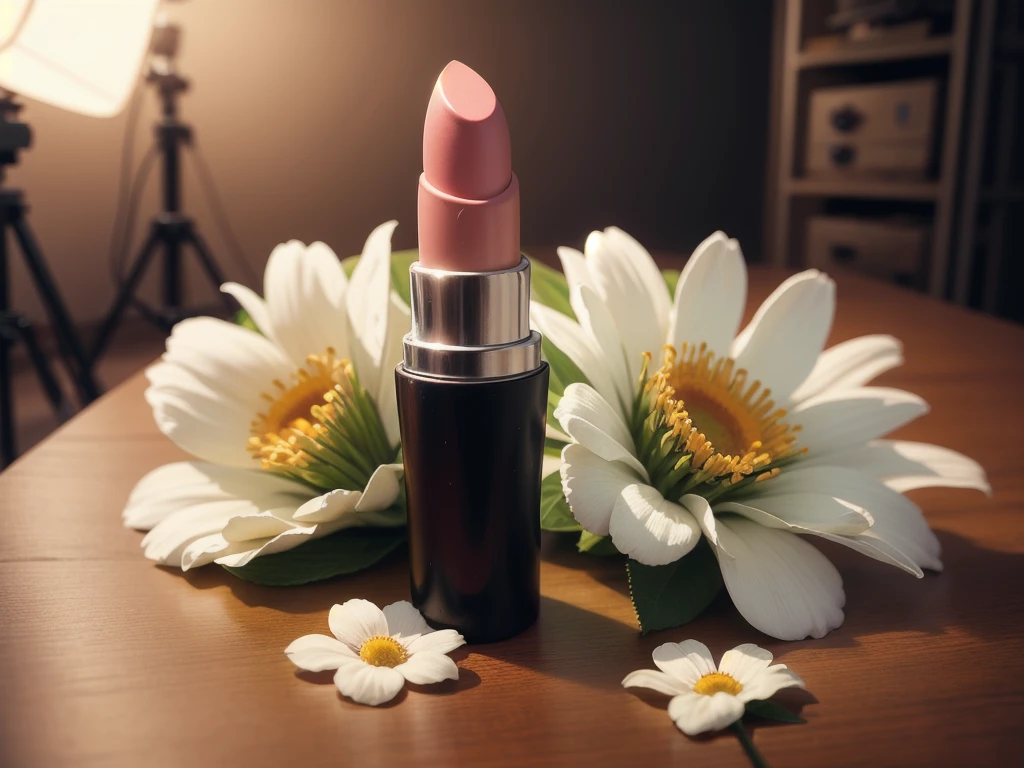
[396,61,548,643]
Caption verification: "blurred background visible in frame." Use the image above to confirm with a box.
[2,0,1021,461]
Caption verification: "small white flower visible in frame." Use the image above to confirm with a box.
[285,599,466,706]
[623,640,804,736]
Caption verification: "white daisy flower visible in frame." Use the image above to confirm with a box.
[535,228,989,640]
[123,221,411,570]
[623,640,804,736]
[286,599,466,706]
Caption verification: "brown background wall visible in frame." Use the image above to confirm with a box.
[8,0,773,325]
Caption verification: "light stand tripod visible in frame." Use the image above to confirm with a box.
[91,21,231,364]
[0,96,101,467]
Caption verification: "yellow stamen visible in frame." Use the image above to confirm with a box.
[359,635,408,668]
[693,672,743,697]
[639,344,800,491]
[248,349,352,471]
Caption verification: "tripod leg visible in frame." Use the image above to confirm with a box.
[184,228,234,312]
[11,216,102,404]
[0,322,14,467]
[1,213,14,466]
[91,226,163,364]
[12,315,71,419]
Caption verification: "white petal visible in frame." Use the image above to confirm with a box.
[621,669,690,697]
[653,640,716,686]
[383,601,432,641]
[263,240,350,369]
[221,282,273,338]
[575,284,635,411]
[285,634,358,672]
[329,599,389,651]
[130,464,309,565]
[405,629,466,656]
[334,663,405,706]
[789,335,903,403]
[542,454,563,479]
[531,302,619,407]
[554,384,648,479]
[604,227,673,332]
[179,532,260,571]
[375,292,411,447]
[560,443,640,536]
[753,465,941,572]
[709,515,845,640]
[717,493,871,535]
[669,232,747,360]
[354,464,403,512]
[292,489,361,523]
[802,439,990,495]
[221,511,294,542]
[199,520,331,569]
[608,484,700,566]
[124,461,305,530]
[291,464,401,525]
[396,653,459,685]
[717,500,922,578]
[585,230,664,381]
[556,246,592,320]
[686,493,731,556]
[668,691,745,736]
[739,667,805,702]
[145,318,293,467]
[716,644,773,685]
[346,221,398,401]
[792,387,928,455]
[731,270,836,401]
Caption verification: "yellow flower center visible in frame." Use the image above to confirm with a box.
[693,672,743,697]
[246,348,396,493]
[633,343,802,500]
[660,342,798,460]
[359,635,408,668]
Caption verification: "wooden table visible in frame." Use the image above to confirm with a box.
[2,267,1022,767]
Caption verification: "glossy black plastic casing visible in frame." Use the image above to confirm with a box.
[395,362,548,643]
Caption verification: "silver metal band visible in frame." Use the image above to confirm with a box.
[403,256,542,379]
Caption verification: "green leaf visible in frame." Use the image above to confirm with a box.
[627,539,723,633]
[528,255,576,320]
[578,531,622,556]
[389,249,418,306]
[221,526,406,586]
[744,700,806,724]
[662,268,680,298]
[543,336,588,398]
[233,308,260,333]
[342,249,419,306]
[540,471,581,532]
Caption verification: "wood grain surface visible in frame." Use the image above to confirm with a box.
[2,265,1022,767]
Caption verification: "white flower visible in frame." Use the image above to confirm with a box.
[623,640,804,735]
[536,228,989,640]
[123,221,411,570]
[286,599,466,706]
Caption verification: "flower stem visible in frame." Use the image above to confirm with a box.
[730,721,770,768]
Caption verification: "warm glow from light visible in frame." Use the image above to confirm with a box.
[0,0,159,117]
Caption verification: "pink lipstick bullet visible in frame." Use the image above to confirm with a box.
[396,61,548,643]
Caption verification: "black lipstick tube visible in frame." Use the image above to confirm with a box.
[395,257,548,643]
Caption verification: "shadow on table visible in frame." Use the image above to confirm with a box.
[538,527,1024,655]
[178,546,412,615]
[176,526,1020,659]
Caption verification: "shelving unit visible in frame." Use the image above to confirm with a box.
[796,35,954,68]
[764,0,974,298]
